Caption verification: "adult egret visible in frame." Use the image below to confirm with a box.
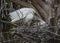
[9,8,45,26]
[9,8,36,23]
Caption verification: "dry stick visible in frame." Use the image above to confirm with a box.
[0,20,18,27]
[35,0,51,15]
[35,0,53,25]
[53,0,59,34]
[10,0,38,10]
[5,8,15,12]
[10,0,34,8]
[14,32,40,42]
[0,0,6,42]
[31,0,48,23]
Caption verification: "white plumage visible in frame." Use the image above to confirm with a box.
[9,8,45,25]
[9,8,36,23]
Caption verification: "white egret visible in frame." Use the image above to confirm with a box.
[9,8,45,26]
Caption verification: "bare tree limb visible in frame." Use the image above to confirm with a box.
[10,0,34,8]
[31,0,48,23]
[0,20,18,27]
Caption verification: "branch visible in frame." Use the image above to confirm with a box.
[31,0,48,23]
[10,0,34,8]
[0,20,18,27]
